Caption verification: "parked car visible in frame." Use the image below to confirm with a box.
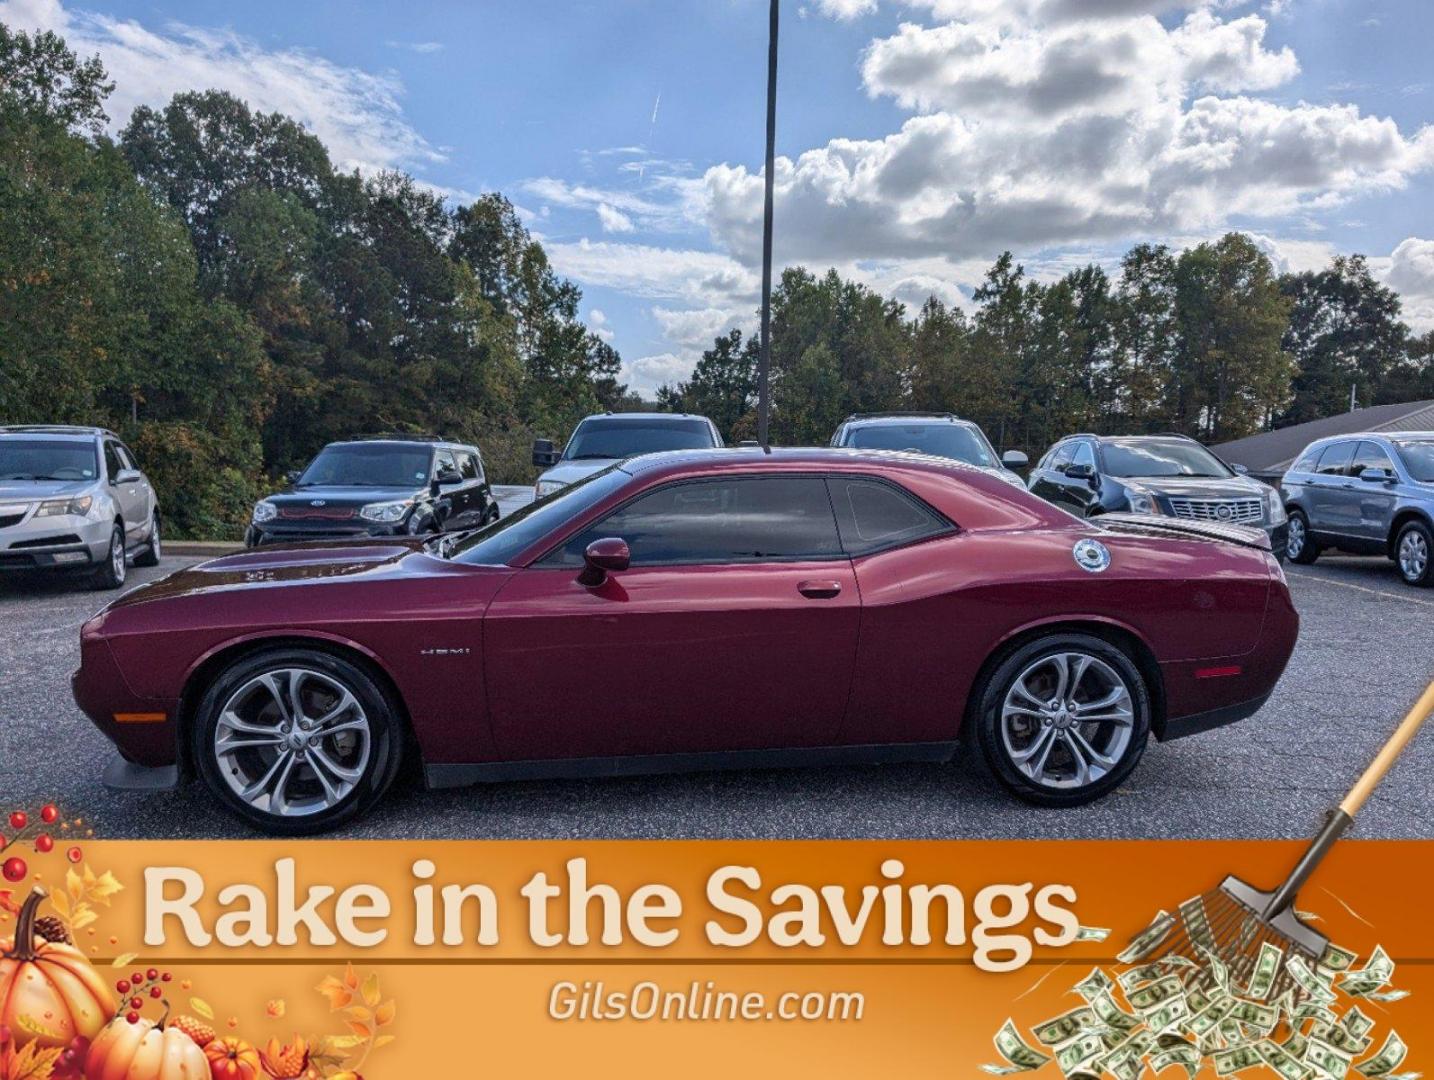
[76,447,1297,833]
[531,412,722,498]
[829,413,1028,488]
[246,435,497,547]
[1027,433,1289,559]
[1280,432,1434,587]
[0,425,160,589]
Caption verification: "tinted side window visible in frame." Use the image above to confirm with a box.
[543,476,842,567]
[1351,441,1395,477]
[103,442,123,480]
[458,452,480,481]
[434,449,458,478]
[1316,443,1354,476]
[828,478,949,556]
[1070,442,1096,469]
[1291,447,1323,473]
[1047,443,1075,470]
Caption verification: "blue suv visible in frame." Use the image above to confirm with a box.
[1280,432,1434,587]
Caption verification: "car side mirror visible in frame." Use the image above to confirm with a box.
[286,469,303,485]
[113,468,141,485]
[532,438,560,468]
[429,478,442,498]
[437,467,462,485]
[578,537,630,587]
[1001,450,1029,470]
[1359,467,1395,483]
[1063,462,1095,483]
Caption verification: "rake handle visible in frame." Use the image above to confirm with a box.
[1265,678,1434,919]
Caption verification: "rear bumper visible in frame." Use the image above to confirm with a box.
[1160,692,1272,741]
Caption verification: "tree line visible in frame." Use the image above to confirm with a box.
[661,243,1434,455]
[1,25,633,537]
[3,24,1432,539]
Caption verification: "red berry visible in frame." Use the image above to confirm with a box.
[8,812,26,831]
[126,1012,139,1025]
[66,846,82,863]
[149,986,162,999]
[131,972,143,985]
[2,857,26,882]
[146,968,158,981]
[116,980,130,994]
[35,834,54,853]
[129,997,143,1010]
[40,805,58,824]
[161,972,172,982]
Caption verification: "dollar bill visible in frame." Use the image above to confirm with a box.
[1119,911,1176,964]
[1340,947,1394,997]
[1074,967,1115,1002]
[1288,955,1339,1005]
[1362,989,1409,1003]
[1128,975,1185,1014]
[1151,1044,1201,1078]
[1356,1032,1408,1078]
[1076,925,1112,942]
[1214,1045,1264,1076]
[1200,945,1233,993]
[1146,997,1191,1034]
[1319,943,1358,973]
[1343,1008,1375,1040]
[985,1019,1054,1074]
[1034,1007,1099,1047]
[1057,1033,1108,1076]
[1307,1037,1354,1079]
[1260,1039,1313,1080]
[1187,997,1237,1039]
[1284,1032,1310,1059]
[1246,941,1284,1001]
[1228,999,1279,1033]
[1091,991,1142,1034]
[1312,1021,1373,1057]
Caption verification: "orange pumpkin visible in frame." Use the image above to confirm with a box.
[204,1036,262,1080]
[84,1015,208,1080]
[0,888,115,1050]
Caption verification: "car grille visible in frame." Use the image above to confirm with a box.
[1167,497,1263,524]
[10,534,82,549]
[278,506,357,520]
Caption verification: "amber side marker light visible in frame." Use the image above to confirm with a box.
[113,712,166,724]
[1194,665,1242,679]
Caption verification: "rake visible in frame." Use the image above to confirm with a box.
[1140,679,1434,1002]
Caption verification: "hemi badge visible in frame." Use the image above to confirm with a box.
[114,712,167,724]
[1195,666,1241,679]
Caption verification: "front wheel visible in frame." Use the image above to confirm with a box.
[193,649,405,834]
[974,633,1151,807]
[134,513,161,567]
[1395,520,1432,587]
[89,524,127,590]
[1286,510,1320,564]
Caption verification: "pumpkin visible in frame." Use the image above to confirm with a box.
[204,1036,262,1080]
[85,1014,208,1080]
[0,888,115,1050]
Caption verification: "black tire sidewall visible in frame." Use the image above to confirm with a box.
[974,632,1152,807]
[1287,510,1319,564]
[1396,521,1434,587]
[91,524,126,589]
[193,648,403,835]
[134,514,160,567]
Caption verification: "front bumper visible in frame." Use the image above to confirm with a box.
[0,516,112,571]
[246,520,411,547]
[1267,521,1289,560]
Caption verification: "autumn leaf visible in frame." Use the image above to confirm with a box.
[190,997,215,1020]
[2,1041,64,1080]
[265,999,285,1019]
[373,1000,395,1027]
[316,975,353,1011]
[110,952,138,968]
[342,1006,371,1025]
[360,972,381,1008]
[342,963,359,990]
[373,1034,396,1049]
[0,891,19,917]
[344,1020,372,1040]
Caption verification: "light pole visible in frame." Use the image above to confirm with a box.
[757,0,778,449]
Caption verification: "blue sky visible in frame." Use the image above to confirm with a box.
[3,0,1432,393]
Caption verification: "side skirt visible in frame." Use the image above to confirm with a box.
[424,741,961,790]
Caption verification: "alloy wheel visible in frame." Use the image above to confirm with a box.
[1400,529,1429,582]
[212,667,372,818]
[110,529,126,584]
[999,651,1135,790]
[1287,516,1305,559]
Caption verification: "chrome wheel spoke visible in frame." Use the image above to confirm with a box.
[318,717,367,737]
[287,671,310,726]
[314,690,359,728]
[239,748,294,801]
[309,746,364,784]
[1009,678,1046,711]
[257,673,292,723]
[217,709,280,737]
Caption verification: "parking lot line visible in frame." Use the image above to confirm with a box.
[1285,569,1434,608]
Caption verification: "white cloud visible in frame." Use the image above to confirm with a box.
[1385,238,1434,332]
[587,308,615,343]
[622,353,695,396]
[385,40,444,54]
[0,0,440,174]
[524,175,703,234]
[596,203,635,233]
[813,0,879,19]
[545,240,759,306]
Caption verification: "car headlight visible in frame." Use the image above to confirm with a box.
[1265,487,1287,526]
[359,499,412,523]
[251,500,277,523]
[36,495,94,518]
[535,479,567,499]
[1124,487,1162,515]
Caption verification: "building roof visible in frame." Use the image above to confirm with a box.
[1213,400,1434,475]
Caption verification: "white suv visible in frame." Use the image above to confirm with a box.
[0,426,161,589]
[530,413,724,498]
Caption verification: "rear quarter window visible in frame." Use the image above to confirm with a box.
[828,477,951,556]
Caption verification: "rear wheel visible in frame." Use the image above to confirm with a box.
[1395,520,1432,587]
[194,648,404,835]
[89,524,127,590]
[134,512,161,567]
[1286,510,1320,564]
[974,633,1151,807]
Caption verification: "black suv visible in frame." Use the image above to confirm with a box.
[1028,433,1289,557]
[246,435,498,547]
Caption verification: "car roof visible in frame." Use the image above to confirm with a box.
[577,412,712,424]
[1305,431,1434,446]
[0,425,110,440]
[841,414,973,427]
[323,439,468,451]
[619,446,997,479]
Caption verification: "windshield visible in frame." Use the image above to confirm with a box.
[298,444,432,488]
[845,423,996,467]
[0,439,99,482]
[1393,439,1434,483]
[1101,439,1232,479]
[449,466,629,565]
[563,418,715,461]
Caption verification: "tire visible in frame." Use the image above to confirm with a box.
[1394,519,1433,588]
[1286,510,1320,564]
[973,633,1152,807]
[134,513,161,568]
[193,648,405,835]
[89,524,127,590]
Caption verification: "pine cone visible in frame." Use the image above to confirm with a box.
[33,915,70,944]
[170,1015,216,1048]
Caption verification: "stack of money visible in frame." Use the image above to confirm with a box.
[983,908,1416,1080]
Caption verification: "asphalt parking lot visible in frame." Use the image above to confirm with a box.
[1,547,1431,841]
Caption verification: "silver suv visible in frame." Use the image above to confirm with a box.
[829,413,1029,488]
[0,426,161,589]
[1281,431,1434,587]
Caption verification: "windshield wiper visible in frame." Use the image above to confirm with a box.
[566,453,617,460]
[1,474,69,481]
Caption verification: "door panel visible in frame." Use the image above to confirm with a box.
[483,562,860,761]
[1307,442,1355,537]
[1350,441,1398,545]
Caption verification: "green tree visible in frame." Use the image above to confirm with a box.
[662,329,760,440]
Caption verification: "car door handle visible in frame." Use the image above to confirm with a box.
[797,580,842,599]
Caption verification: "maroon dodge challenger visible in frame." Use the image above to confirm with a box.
[74,449,1298,833]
